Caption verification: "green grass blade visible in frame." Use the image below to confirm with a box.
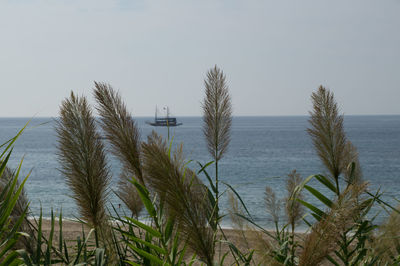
[45,209,55,265]
[63,240,69,263]
[0,150,13,181]
[314,174,338,194]
[297,199,325,220]
[125,235,167,255]
[95,248,105,266]
[35,207,43,263]
[0,239,17,259]
[125,217,161,238]
[0,251,20,266]
[16,250,34,266]
[0,121,29,159]
[197,161,217,193]
[222,181,253,219]
[59,209,63,253]
[7,204,28,242]
[125,261,141,266]
[128,244,165,265]
[304,185,333,208]
[130,179,156,217]
[326,255,340,266]
[235,213,275,239]
[176,241,187,265]
[164,217,174,242]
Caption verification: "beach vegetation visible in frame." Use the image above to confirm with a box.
[1,75,400,265]
[0,126,30,265]
[94,82,144,218]
[55,92,112,250]
[202,65,232,225]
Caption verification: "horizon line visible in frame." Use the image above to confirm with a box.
[1,114,400,118]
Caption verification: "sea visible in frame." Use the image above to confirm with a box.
[1,116,400,230]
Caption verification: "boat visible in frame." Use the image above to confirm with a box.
[146,106,182,127]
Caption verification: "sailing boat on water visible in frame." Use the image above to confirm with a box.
[146,106,182,127]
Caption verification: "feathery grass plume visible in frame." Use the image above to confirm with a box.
[0,166,35,253]
[228,192,252,248]
[228,192,269,264]
[142,131,215,265]
[117,170,143,217]
[228,192,281,264]
[228,192,246,230]
[254,234,280,266]
[285,170,304,228]
[56,92,110,246]
[203,65,232,162]
[342,140,363,185]
[202,65,232,217]
[93,82,143,184]
[265,186,280,224]
[285,170,304,265]
[299,183,367,266]
[370,205,400,264]
[307,86,346,193]
[93,82,144,216]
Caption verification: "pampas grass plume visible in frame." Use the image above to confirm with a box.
[142,132,215,265]
[203,65,232,162]
[308,86,346,189]
[299,182,367,265]
[93,82,144,217]
[265,186,280,224]
[56,92,110,236]
[285,170,304,228]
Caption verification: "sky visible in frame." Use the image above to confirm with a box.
[0,0,399,117]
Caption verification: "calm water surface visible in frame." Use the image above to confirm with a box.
[0,116,399,228]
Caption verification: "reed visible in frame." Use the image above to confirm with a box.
[56,92,111,247]
[93,82,144,217]
[202,65,232,223]
[369,205,400,264]
[285,170,304,230]
[285,170,304,265]
[264,186,280,225]
[142,131,215,265]
[308,86,347,193]
[3,78,397,265]
[299,183,366,266]
[342,140,363,185]
[253,170,305,265]
[203,65,232,162]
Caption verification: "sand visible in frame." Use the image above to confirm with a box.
[35,218,273,264]
[34,219,341,265]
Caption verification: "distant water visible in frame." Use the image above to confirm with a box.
[1,116,400,229]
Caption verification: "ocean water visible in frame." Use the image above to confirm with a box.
[0,116,400,229]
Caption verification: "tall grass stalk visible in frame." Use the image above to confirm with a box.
[202,65,232,226]
[299,182,367,265]
[371,205,400,264]
[142,132,215,265]
[93,82,144,217]
[308,86,346,194]
[56,92,111,247]
[285,170,304,265]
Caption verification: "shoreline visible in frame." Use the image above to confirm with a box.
[27,217,310,234]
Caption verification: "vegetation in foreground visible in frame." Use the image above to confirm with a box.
[1,66,400,265]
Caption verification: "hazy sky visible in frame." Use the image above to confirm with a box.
[1,0,399,117]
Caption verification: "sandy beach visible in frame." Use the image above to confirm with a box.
[33,218,277,264]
